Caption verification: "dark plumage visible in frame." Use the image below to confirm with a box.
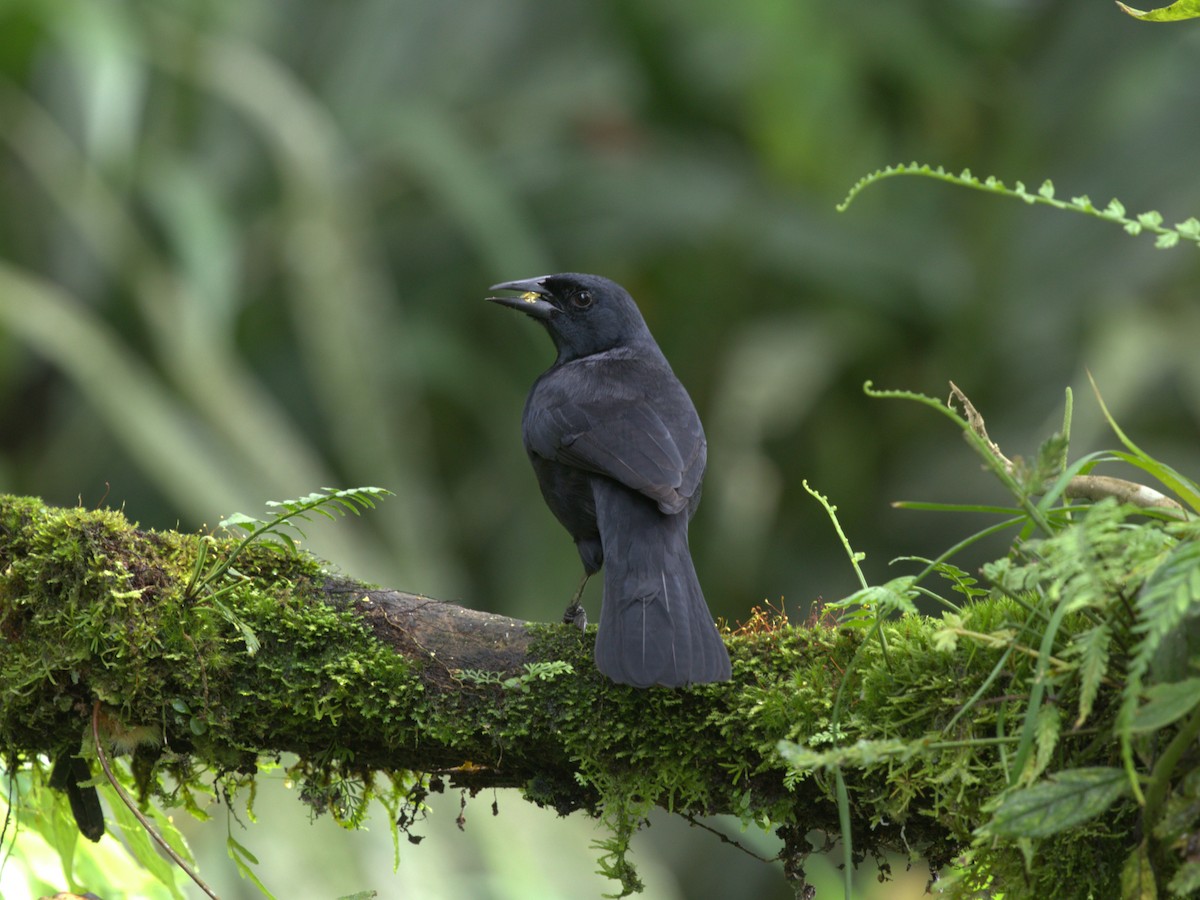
[487,273,731,687]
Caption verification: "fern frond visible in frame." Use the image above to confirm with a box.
[1069,622,1111,727]
[1122,540,1200,714]
[1117,537,1200,802]
[838,162,1200,250]
[186,487,394,641]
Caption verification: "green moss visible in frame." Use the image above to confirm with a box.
[0,497,426,791]
[4,493,1199,897]
[2,498,195,750]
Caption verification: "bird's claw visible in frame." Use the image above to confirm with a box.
[562,601,587,631]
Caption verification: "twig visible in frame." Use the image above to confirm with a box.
[948,382,1184,514]
[682,812,775,864]
[1063,474,1181,512]
[91,700,220,899]
[948,383,1009,466]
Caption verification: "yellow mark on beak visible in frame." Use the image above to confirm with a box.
[521,291,540,303]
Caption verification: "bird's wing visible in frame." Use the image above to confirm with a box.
[525,397,703,515]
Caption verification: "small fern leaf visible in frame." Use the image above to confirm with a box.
[1073,622,1111,727]
[1178,217,1200,239]
[1121,539,1200,736]
[1030,705,1062,783]
[217,512,262,533]
[1129,677,1200,733]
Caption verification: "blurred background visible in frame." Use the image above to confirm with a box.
[1,0,1198,897]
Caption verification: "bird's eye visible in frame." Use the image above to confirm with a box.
[571,290,593,309]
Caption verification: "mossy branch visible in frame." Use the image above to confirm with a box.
[0,493,948,889]
[2,489,1198,898]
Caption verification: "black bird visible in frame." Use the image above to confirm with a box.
[487,273,731,687]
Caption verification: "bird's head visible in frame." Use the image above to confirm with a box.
[487,273,653,363]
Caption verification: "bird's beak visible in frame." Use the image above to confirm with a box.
[486,276,558,320]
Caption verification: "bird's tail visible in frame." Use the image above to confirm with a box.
[592,480,731,687]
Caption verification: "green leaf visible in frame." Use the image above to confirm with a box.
[1129,678,1200,733]
[1038,179,1056,200]
[986,767,1129,838]
[1117,0,1200,21]
[23,770,83,889]
[833,576,919,616]
[1021,430,1069,493]
[217,512,261,532]
[210,596,261,656]
[931,623,959,653]
[1177,216,1200,239]
[1072,623,1111,726]
[1132,541,1200,686]
[1168,861,1200,895]
[1089,372,1200,513]
[1121,841,1157,900]
[104,797,191,898]
[228,834,275,897]
[1008,583,1074,785]
[1030,705,1062,781]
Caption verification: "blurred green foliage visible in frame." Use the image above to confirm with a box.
[2,0,1199,896]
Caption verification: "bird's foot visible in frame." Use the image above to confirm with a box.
[562,599,587,631]
[562,571,590,630]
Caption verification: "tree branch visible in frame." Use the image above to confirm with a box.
[0,495,959,878]
[3,492,1171,897]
